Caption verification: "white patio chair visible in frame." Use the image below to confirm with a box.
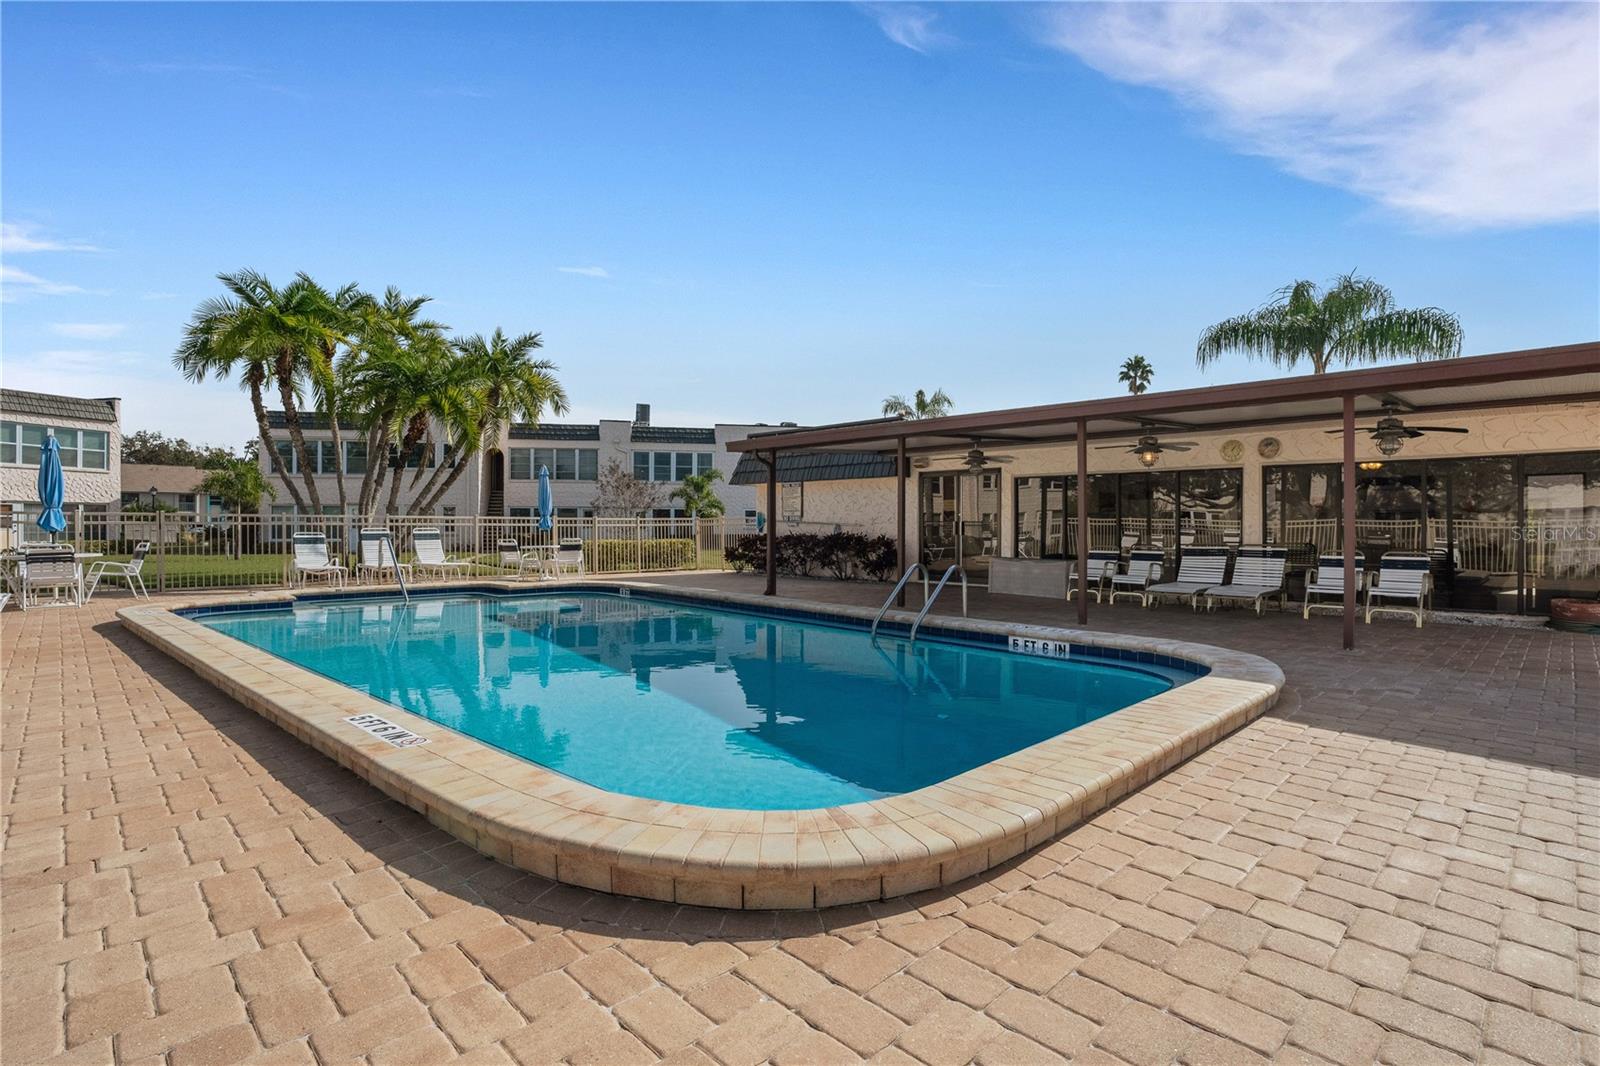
[1108,549,1165,606]
[0,593,9,613]
[1366,552,1432,627]
[497,538,543,579]
[412,527,470,581]
[19,546,81,609]
[1302,552,1365,619]
[1143,547,1230,610]
[86,541,151,600]
[1203,546,1290,615]
[290,532,347,589]
[356,529,412,585]
[1067,550,1121,602]
[548,538,586,579]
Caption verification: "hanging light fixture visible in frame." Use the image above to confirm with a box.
[1136,443,1161,468]
[1358,461,1385,471]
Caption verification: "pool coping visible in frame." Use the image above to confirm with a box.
[118,578,1284,910]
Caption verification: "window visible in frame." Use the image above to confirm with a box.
[178,494,197,512]
[554,449,576,481]
[344,441,367,475]
[317,441,339,475]
[509,507,533,518]
[509,449,532,480]
[0,422,106,468]
[519,447,598,480]
[404,442,435,469]
[578,450,598,481]
[653,452,673,482]
[632,450,708,482]
[696,453,714,476]
[634,452,651,481]
[272,440,298,475]
[441,506,456,517]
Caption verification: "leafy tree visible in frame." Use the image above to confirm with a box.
[198,457,276,511]
[1196,272,1463,375]
[669,469,726,519]
[882,388,952,419]
[1118,355,1154,395]
[122,429,239,467]
[592,458,662,517]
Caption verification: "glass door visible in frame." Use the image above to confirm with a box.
[1522,454,1600,613]
[919,471,1002,584]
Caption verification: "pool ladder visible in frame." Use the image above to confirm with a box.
[870,563,967,644]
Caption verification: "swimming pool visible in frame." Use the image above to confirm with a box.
[193,590,1198,810]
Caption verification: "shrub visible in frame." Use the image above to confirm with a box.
[724,531,899,581]
[724,534,764,572]
[588,537,697,571]
[860,535,899,580]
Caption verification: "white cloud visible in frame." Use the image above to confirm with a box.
[1,265,86,300]
[557,266,611,279]
[1,221,101,253]
[861,3,951,55]
[51,323,126,340]
[1038,3,1599,227]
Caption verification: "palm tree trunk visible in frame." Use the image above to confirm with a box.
[356,423,386,518]
[412,442,477,515]
[274,351,324,511]
[249,375,307,512]
[386,418,427,516]
[326,403,347,512]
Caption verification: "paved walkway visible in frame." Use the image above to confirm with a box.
[1,579,1595,1065]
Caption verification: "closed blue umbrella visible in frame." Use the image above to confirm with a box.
[537,465,554,534]
[36,435,67,541]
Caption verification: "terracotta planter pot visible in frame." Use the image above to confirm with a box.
[1549,598,1600,632]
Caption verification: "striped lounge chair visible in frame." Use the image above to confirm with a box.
[1068,550,1121,602]
[1108,549,1165,606]
[1366,553,1432,627]
[1143,547,1230,610]
[1204,546,1290,615]
[1302,552,1365,619]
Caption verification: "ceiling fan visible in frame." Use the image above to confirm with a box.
[1096,432,1199,468]
[1326,401,1467,456]
[915,439,1017,472]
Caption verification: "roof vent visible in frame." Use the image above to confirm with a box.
[634,403,650,426]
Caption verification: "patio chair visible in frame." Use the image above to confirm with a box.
[1143,546,1230,610]
[1108,549,1165,606]
[290,532,346,589]
[0,592,9,613]
[497,538,544,579]
[549,538,586,579]
[19,546,80,609]
[1366,552,1432,627]
[1302,552,1366,619]
[86,541,152,600]
[356,529,413,585]
[1067,550,1121,602]
[1203,546,1290,615]
[412,527,470,580]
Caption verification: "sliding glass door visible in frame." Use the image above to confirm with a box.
[920,471,1001,583]
[1523,453,1600,613]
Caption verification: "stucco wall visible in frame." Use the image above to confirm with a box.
[0,412,121,506]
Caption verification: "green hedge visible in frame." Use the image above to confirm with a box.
[587,538,698,572]
[725,532,897,580]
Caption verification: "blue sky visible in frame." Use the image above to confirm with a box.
[3,2,1596,448]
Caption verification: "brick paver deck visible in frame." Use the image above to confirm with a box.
[2,577,1596,1065]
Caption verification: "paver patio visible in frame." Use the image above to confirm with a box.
[2,575,1596,1065]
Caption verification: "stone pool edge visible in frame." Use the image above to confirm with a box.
[118,579,1284,910]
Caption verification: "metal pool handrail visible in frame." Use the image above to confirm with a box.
[909,565,968,644]
[871,563,929,640]
[382,531,411,605]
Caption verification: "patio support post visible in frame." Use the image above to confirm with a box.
[764,451,777,597]
[1076,418,1089,626]
[1342,394,1356,650]
[896,436,907,607]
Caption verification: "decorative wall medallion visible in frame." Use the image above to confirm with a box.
[1257,437,1281,459]
[1220,439,1244,463]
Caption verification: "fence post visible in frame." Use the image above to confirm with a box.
[153,511,167,591]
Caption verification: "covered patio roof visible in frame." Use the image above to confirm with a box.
[726,342,1599,457]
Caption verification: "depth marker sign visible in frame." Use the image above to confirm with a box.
[344,714,430,748]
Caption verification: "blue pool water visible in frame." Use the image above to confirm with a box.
[193,591,1194,810]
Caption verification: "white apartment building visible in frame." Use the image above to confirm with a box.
[259,403,791,523]
[0,389,122,527]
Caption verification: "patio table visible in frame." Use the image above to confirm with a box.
[0,550,103,605]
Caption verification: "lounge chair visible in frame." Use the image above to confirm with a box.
[1366,552,1432,627]
[1108,549,1165,606]
[86,541,151,600]
[1302,552,1365,619]
[548,538,585,578]
[1203,546,1290,615]
[1067,550,1121,602]
[1143,546,1230,610]
[19,546,80,608]
[412,527,470,580]
[290,532,346,589]
[497,539,544,579]
[356,529,413,585]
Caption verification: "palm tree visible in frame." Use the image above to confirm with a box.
[1196,272,1463,375]
[669,469,726,519]
[1118,355,1154,394]
[882,388,953,419]
[197,458,276,558]
[298,276,367,512]
[175,270,340,512]
[411,328,568,515]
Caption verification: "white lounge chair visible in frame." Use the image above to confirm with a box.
[356,529,412,585]
[497,538,544,579]
[1108,549,1165,606]
[548,538,585,578]
[86,541,151,600]
[1204,546,1290,615]
[412,527,469,580]
[1302,552,1365,619]
[290,532,346,589]
[1068,550,1121,602]
[19,546,81,609]
[1366,553,1432,627]
[1143,547,1230,610]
